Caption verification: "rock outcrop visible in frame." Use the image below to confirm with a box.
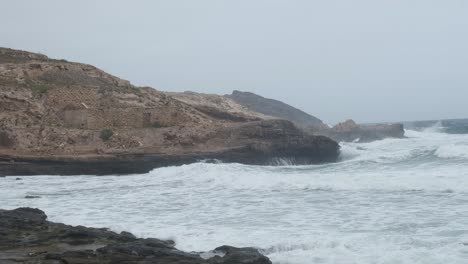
[0,47,339,175]
[224,91,405,143]
[312,119,405,143]
[332,119,360,132]
[0,207,272,264]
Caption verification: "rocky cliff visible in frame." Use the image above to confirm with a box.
[0,48,339,175]
[0,207,271,264]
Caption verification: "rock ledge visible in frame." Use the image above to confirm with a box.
[0,207,271,264]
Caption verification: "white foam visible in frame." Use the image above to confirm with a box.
[422,121,445,133]
[435,144,468,159]
[338,144,361,161]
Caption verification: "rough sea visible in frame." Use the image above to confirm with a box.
[2,121,468,264]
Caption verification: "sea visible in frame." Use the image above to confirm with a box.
[2,119,468,264]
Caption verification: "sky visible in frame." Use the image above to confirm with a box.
[1,0,467,124]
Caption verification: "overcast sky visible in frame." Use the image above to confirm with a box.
[1,0,467,123]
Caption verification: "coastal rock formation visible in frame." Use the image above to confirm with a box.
[224,91,405,142]
[0,207,271,264]
[313,119,405,143]
[0,47,339,175]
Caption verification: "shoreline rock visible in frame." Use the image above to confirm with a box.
[0,135,338,176]
[0,207,272,264]
[0,47,340,176]
[0,119,339,176]
[309,119,405,143]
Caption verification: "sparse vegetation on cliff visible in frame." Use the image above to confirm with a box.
[100,128,113,141]
[29,83,51,97]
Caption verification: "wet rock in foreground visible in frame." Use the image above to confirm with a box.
[0,207,271,264]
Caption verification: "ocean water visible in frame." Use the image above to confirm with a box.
[2,126,468,263]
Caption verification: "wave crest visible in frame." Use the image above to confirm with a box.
[435,144,468,159]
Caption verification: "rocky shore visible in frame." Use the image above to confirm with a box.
[0,119,339,176]
[0,131,338,176]
[0,207,271,264]
[0,47,404,176]
[0,47,339,176]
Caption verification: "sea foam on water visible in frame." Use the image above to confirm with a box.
[2,127,468,264]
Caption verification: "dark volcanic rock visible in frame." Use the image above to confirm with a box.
[210,246,271,264]
[0,207,272,264]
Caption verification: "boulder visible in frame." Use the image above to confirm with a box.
[209,246,271,264]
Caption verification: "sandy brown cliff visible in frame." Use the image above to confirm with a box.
[0,48,339,175]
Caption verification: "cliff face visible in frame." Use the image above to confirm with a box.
[0,48,339,175]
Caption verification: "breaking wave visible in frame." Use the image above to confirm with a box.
[340,128,468,163]
[435,144,468,159]
[3,123,468,264]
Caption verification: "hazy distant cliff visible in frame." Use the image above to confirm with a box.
[0,47,339,175]
[226,90,325,128]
